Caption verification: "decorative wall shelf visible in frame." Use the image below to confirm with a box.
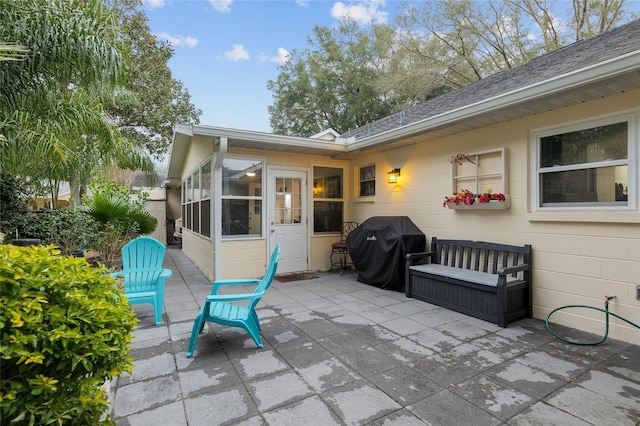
[446,200,510,210]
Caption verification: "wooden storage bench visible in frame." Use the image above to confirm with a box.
[405,237,532,327]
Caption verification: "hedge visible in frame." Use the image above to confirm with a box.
[0,245,137,425]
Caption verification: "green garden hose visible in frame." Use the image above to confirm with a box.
[546,295,640,345]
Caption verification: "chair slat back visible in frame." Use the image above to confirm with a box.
[255,244,280,295]
[121,237,166,293]
[246,244,280,313]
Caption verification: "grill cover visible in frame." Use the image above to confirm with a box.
[346,216,425,291]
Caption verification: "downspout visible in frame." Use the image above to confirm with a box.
[212,136,227,281]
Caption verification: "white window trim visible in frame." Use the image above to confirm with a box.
[358,164,376,197]
[220,156,265,240]
[312,164,347,236]
[530,111,638,216]
[182,157,213,239]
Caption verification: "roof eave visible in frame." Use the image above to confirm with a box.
[347,49,640,150]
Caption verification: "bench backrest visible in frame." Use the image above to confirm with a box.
[431,237,531,279]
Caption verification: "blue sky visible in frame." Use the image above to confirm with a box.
[143,0,397,133]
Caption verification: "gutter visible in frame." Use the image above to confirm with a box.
[347,49,640,151]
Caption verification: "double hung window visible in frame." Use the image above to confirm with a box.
[313,166,344,233]
[533,114,636,210]
[221,158,263,237]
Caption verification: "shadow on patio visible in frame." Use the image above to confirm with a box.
[110,246,640,425]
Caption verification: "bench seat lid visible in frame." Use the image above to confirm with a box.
[409,264,521,286]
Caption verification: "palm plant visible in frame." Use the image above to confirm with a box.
[0,0,155,204]
[84,178,157,268]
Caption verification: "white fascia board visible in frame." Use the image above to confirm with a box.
[167,125,193,180]
[191,125,349,152]
[348,50,640,150]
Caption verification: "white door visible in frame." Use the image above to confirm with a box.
[268,169,308,273]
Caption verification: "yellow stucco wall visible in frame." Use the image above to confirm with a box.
[176,90,639,343]
[349,90,640,343]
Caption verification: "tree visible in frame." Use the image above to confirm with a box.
[0,0,156,204]
[383,0,636,105]
[267,19,398,136]
[105,0,202,160]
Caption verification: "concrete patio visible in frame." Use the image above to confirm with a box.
[110,246,640,425]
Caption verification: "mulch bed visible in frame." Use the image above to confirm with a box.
[275,272,318,283]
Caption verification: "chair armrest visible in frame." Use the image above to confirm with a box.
[212,278,261,294]
[405,251,434,266]
[205,292,263,303]
[497,264,530,276]
[160,269,172,278]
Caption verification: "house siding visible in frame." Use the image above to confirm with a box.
[181,230,214,281]
[172,90,638,344]
[179,144,350,280]
[348,89,640,342]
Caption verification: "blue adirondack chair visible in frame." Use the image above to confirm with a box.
[110,236,172,326]
[186,244,280,358]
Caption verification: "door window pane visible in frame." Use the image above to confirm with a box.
[275,177,301,224]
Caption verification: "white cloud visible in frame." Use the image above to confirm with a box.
[257,48,290,64]
[144,0,165,9]
[225,44,250,62]
[154,32,198,48]
[331,0,389,25]
[266,48,290,65]
[295,0,311,6]
[209,0,233,13]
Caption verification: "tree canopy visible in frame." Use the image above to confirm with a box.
[267,0,637,136]
[267,19,398,136]
[105,0,201,160]
[0,0,201,205]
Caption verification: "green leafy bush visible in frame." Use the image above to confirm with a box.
[83,178,157,267]
[9,210,98,255]
[0,173,29,240]
[0,245,137,425]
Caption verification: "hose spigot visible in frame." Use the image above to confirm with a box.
[604,295,616,307]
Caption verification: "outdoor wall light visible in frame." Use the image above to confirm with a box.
[387,168,401,184]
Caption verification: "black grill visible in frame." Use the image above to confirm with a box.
[346,216,425,291]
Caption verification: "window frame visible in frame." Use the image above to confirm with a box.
[220,157,265,240]
[312,165,345,235]
[531,112,638,212]
[358,164,376,197]
[181,158,212,239]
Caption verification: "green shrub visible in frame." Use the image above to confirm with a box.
[83,178,157,267]
[0,173,29,239]
[9,210,99,255]
[0,245,137,425]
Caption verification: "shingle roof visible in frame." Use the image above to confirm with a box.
[340,18,640,141]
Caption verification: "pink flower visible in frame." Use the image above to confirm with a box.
[443,189,506,208]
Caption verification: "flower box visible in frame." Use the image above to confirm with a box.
[443,189,509,210]
[446,199,510,210]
